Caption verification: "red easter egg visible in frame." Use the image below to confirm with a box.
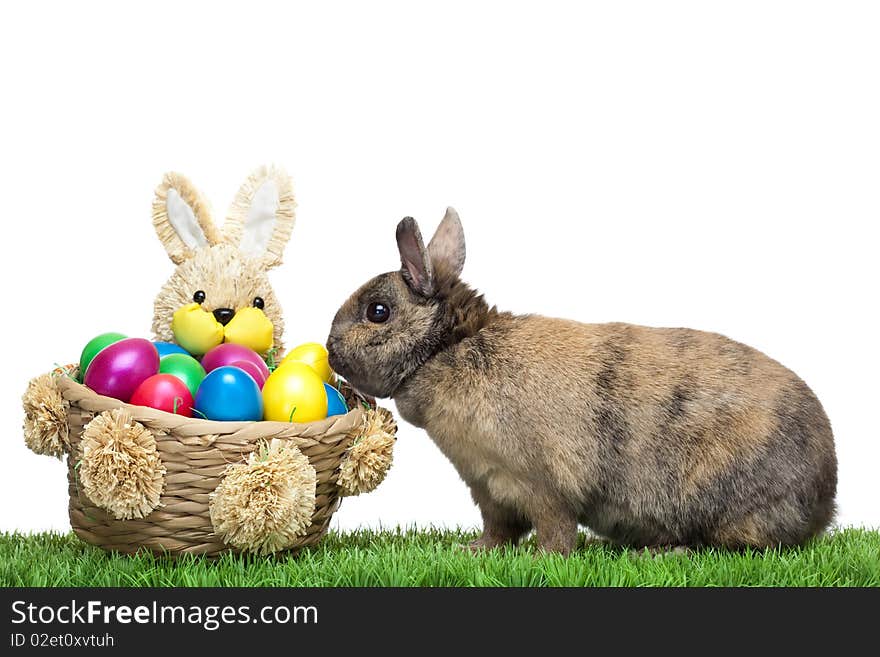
[229,360,267,389]
[130,374,194,417]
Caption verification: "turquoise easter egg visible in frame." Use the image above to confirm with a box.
[154,341,190,358]
[324,383,349,417]
[194,366,263,421]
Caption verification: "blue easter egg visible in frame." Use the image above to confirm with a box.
[195,366,263,421]
[154,341,190,358]
[324,383,349,417]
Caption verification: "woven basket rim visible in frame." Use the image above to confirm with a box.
[56,373,367,438]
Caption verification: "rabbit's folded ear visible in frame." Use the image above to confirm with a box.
[152,172,222,264]
[427,207,466,279]
[223,165,296,269]
[396,217,435,296]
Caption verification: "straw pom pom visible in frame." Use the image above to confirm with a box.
[79,409,166,520]
[209,439,316,554]
[337,407,397,496]
[22,373,70,458]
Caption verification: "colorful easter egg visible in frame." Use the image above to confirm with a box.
[201,343,270,381]
[262,362,328,423]
[324,383,349,417]
[158,353,206,397]
[280,342,334,384]
[153,341,190,358]
[78,332,127,382]
[194,366,263,422]
[229,359,267,389]
[83,338,160,402]
[130,374,194,417]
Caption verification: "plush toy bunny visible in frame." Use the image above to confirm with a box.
[327,208,838,553]
[151,166,295,357]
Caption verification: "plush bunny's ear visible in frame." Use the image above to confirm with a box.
[223,165,296,269]
[153,172,222,264]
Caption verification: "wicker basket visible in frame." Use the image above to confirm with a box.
[23,370,396,557]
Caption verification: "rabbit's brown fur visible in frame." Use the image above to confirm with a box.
[327,209,837,553]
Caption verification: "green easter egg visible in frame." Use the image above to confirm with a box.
[159,353,206,397]
[78,332,127,382]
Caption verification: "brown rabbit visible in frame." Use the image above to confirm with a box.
[326,209,837,554]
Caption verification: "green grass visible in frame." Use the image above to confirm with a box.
[1,528,878,587]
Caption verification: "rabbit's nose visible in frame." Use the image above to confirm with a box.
[213,308,235,326]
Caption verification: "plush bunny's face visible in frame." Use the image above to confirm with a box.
[150,167,295,356]
[152,244,284,352]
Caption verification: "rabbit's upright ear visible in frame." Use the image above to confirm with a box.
[223,165,296,269]
[396,217,435,296]
[427,207,466,279]
[152,172,222,264]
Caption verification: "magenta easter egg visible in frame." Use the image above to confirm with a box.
[201,343,270,381]
[83,338,160,402]
[229,360,267,389]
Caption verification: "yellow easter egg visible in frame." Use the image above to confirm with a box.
[223,306,274,354]
[262,362,328,423]
[280,342,334,383]
[171,303,224,356]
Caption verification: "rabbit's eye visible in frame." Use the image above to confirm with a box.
[366,302,390,323]
[193,290,206,304]
[253,297,265,310]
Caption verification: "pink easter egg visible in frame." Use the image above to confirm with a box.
[229,360,267,389]
[200,343,270,381]
[83,338,160,402]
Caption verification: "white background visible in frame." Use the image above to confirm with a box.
[1,1,877,534]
